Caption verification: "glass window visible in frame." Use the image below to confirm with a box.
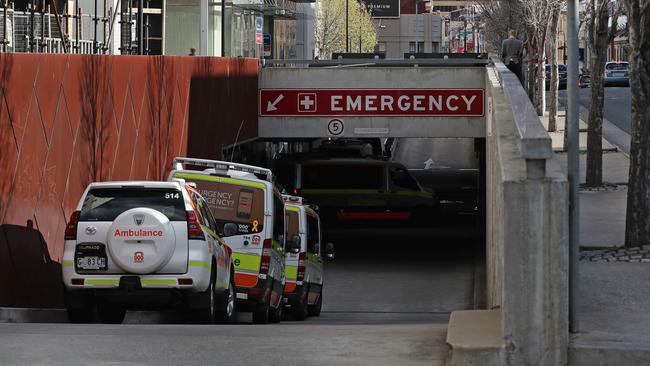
[417,41,424,53]
[389,166,420,191]
[179,176,266,236]
[285,209,299,242]
[80,188,186,221]
[409,41,416,53]
[164,0,200,55]
[306,214,320,255]
[606,62,628,70]
[302,164,384,190]
[273,191,285,247]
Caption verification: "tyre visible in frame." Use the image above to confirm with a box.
[193,271,218,324]
[292,289,308,321]
[97,302,126,324]
[269,293,282,324]
[216,271,237,324]
[252,294,270,324]
[307,290,322,317]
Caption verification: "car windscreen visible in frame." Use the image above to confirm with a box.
[558,65,567,72]
[178,177,265,235]
[79,188,186,221]
[302,164,383,190]
[606,63,628,70]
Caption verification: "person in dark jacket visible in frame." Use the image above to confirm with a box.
[501,30,524,83]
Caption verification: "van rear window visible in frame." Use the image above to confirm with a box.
[302,165,383,190]
[79,188,186,221]
[177,177,265,235]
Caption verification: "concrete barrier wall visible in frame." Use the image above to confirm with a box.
[0,54,258,307]
[485,62,569,365]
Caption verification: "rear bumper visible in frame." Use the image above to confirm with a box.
[234,276,273,312]
[603,77,629,85]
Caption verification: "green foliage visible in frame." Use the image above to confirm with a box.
[315,0,378,58]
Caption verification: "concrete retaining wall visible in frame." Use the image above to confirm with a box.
[483,62,569,365]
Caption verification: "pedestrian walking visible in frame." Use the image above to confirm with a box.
[501,30,524,84]
[188,48,196,56]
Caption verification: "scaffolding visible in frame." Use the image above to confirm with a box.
[0,0,160,54]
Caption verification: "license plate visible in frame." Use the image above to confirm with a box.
[76,256,107,270]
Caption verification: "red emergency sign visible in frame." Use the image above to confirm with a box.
[259,89,484,117]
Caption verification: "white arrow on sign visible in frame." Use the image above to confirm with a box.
[266,94,284,112]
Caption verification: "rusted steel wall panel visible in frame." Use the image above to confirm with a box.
[0,54,259,307]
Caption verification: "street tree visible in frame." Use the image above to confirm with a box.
[315,0,377,59]
[585,0,621,187]
[621,0,650,247]
[547,1,563,132]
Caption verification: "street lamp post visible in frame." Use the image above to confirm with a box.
[345,0,349,52]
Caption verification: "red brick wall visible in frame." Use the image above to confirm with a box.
[0,54,259,307]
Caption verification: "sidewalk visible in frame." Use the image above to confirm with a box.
[541,108,650,365]
[540,110,628,249]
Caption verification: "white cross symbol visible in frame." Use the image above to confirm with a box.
[298,93,317,112]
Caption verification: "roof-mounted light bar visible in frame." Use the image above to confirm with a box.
[282,194,304,205]
[173,157,273,182]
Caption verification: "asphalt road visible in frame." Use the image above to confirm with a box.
[559,87,631,133]
[0,140,481,366]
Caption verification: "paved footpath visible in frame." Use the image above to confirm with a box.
[542,108,650,363]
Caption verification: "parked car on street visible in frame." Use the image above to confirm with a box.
[545,64,567,90]
[62,181,236,324]
[603,61,629,86]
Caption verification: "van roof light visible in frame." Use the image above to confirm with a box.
[173,157,273,182]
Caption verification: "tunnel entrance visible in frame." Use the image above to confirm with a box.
[223,60,491,317]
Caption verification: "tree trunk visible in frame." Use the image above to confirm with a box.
[624,0,650,247]
[527,42,537,104]
[548,6,560,132]
[536,41,546,116]
[585,4,609,187]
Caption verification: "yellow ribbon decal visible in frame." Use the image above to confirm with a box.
[252,220,259,232]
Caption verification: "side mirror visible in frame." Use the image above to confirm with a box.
[223,223,238,237]
[288,234,301,253]
[325,242,335,260]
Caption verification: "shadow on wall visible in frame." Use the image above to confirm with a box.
[0,222,64,307]
[186,58,259,161]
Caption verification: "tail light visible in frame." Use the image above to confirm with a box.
[297,252,306,282]
[292,188,301,196]
[260,239,272,274]
[64,211,80,240]
[186,211,205,240]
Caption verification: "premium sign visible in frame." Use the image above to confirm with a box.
[259,89,484,117]
[365,0,399,18]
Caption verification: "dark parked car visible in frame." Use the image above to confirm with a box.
[545,64,567,90]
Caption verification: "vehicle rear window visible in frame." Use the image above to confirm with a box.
[606,63,628,70]
[285,208,299,240]
[79,188,186,221]
[176,176,266,235]
[302,165,383,190]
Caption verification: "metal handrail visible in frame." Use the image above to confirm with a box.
[262,58,491,68]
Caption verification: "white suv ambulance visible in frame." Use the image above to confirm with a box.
[282,195,333,320]
[169,158,286,324]
[62,181,236,324]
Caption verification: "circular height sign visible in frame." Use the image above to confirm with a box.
[327,119,344,136]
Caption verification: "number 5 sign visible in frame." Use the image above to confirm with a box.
[327,119,344,136]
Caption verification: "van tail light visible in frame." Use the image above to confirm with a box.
[64,211,80,240]
[186,211,205,240]
[297,252,306,282]
[260,239,272,274]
